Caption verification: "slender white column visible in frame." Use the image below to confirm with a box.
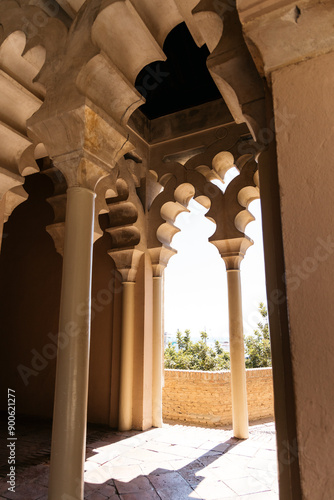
[119,281,136,431]
[48,186,95,500]
[152,276,163,427]
[226,269,249,439]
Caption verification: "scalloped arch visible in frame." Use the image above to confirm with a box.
[157,182,214,252]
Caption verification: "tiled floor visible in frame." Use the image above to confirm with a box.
[0,418,278,499]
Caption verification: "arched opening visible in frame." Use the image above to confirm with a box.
[163,188,272,414]
[164,197,228,346]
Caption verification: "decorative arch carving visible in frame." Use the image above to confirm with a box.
[147,136,260,273]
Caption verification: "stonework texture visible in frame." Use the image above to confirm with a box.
[162,368,274,427]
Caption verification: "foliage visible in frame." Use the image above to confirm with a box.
[244,303,272,368]
[164,330,230,371]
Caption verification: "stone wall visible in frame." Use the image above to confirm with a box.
[162,368,274,427]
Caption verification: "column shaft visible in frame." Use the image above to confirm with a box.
[119,282,135,431]
[227,269,249,439]
[48,187,95,500]
[152,276,163,427]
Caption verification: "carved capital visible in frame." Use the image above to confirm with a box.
[108,248,144,283]
[148,247,177,278]
[28,104,134,190]
[212,236,253,270]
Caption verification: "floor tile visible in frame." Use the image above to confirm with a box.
[149,471,200,500]
[114,476,153,495]
[120,490,161,500]
[0,418,278,499]
[223,476,270,496]
[193,478,237,499]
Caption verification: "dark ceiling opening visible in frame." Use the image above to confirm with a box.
[135,22,222,120]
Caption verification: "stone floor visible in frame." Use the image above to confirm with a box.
[0,417,278,500]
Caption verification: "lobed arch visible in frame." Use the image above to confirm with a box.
[147,145,260,275]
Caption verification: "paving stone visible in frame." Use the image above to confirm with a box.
[0,419,279,499]
[119,490,161,500]
[96,482,118,497]
[162,444,202,459]
[222,476,270,496]
[85,492,110,500]
[2,480,48,499]
[139,461,176,475]
[114,476,153,494]
[255,448,278,460]
[149,471,200,500]
[228,445,259,458]
[247,457,278,473]
[178,460,206,487]
[192,478,237,499]
[107,464,143,481]
[138,441,175,454]
[239,493,278,500]
[122,447,182,464]
[105,456,142,467]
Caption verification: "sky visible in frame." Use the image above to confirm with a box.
[164,170,267,343]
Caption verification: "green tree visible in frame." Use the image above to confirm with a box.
[244,303,272,368]
[164,330,230,371]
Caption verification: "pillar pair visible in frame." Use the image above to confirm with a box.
[118,275,164,431]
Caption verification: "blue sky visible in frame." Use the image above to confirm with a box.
[164,193,267,342]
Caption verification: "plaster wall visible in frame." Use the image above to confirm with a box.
[272,50,334,498]
[0,174,61,417]
[88,228,121,425]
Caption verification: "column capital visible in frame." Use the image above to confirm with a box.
[148,247,176,278]
[108,249,144,283]
[238,0,334,78]
[28,103,134,191]
[212,236,253,270]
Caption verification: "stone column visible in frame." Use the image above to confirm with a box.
[26,105,133,500]
[226,267,248,439]
[48,185,95,500]
[152,275,163,427]
[215,237,252,440]
[118,281,136,431]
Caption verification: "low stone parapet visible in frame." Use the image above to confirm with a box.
[162,368,274,427]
